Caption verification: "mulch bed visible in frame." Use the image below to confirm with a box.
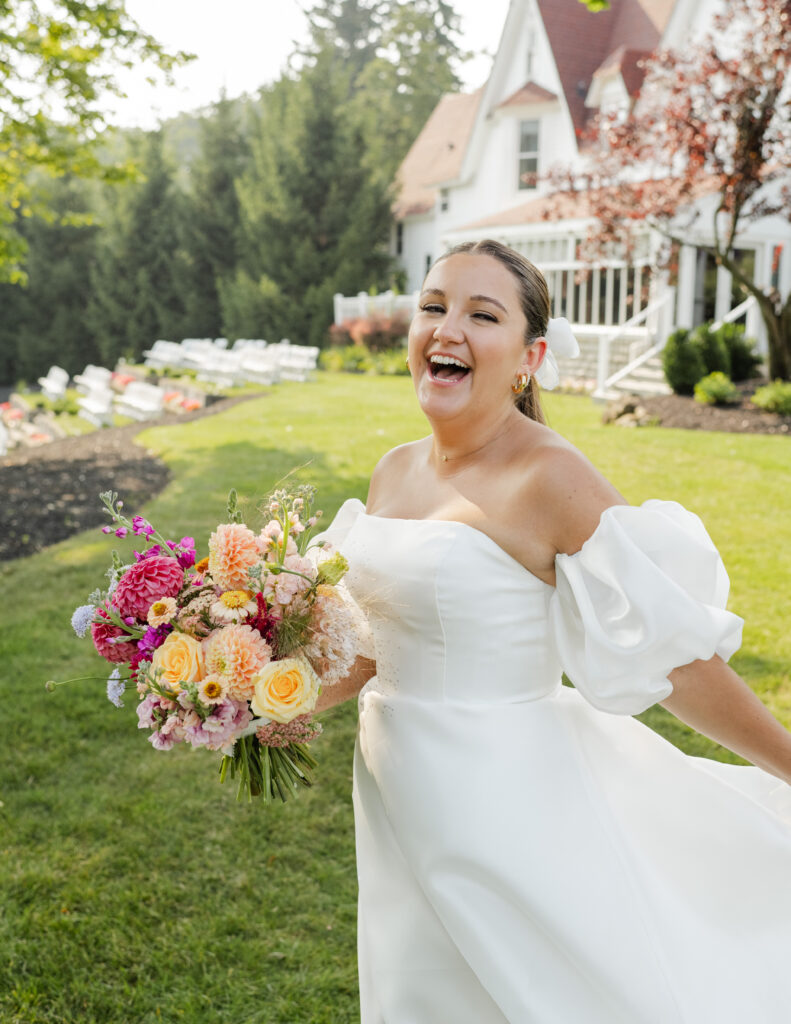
[638,379,791,436]
[0,393,263,564]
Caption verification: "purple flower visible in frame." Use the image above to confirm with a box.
[132,515,155,537]
[71,603,95,638]
[137,623,172,659]
[115,527,128,538]
[183,699,252,752]
[134,544,162,561]
[177,548,196,569]
[180,536,195,550]
[102,526,113,534]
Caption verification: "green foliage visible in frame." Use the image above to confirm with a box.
[320,344,413,375]
[86,132,192,366]
[217,269,288,342]
[751,379,791,416]
[693,371,740,405]
[714,323,762,381]
[691,323,730,375]
[0,0,192,281]
[662,328,707,395]
[320,344,376,373]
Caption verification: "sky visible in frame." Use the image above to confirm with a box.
[109,0,512,128]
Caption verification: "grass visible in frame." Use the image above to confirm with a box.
[1,374,789,1023]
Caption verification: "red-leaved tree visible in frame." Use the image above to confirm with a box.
[550,0,791,379]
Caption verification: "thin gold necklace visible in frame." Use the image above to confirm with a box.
[435,422,511,463]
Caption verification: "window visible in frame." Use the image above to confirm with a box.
[526,29,536,78]
[518,119,539,190]
[425,253,432,274]
[396,222,403,256]
[439,188,449,213]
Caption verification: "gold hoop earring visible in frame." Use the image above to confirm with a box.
[405,355,410,370]
[511,371,531,394]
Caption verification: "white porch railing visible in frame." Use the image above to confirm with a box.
[709,294,757,331]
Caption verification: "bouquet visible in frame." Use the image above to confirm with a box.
[66,485,364,803]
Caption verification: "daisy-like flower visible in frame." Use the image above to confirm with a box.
[199,675,228,706]
[147,596,178,627]
[210,589,258,623]
[202,622,272,701]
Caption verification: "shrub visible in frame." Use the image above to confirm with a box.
[714,323,762,381]
[662,328,706,395]
[329,314,410,352]
[319,345,375,374]
[373,348,410,376]
[751,379,791,416]
[691,324,730,375]
[694,371,740,406]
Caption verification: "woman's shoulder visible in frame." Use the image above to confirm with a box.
[511,425,628,558]
[366,438,430,510]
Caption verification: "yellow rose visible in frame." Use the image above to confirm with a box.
[250,657,320,723]
[151,633,206,692]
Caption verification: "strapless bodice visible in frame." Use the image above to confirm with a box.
[342,512,561,705]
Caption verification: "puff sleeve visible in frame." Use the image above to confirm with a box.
[548,500,744,715]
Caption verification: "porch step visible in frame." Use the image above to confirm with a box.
[609,356,672,398]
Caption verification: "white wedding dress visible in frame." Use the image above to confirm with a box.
[322,498,791,1024]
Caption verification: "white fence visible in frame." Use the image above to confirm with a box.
[333,290,419,324]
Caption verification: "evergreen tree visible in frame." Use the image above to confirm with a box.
[230,50,394,346]
[87,132,191,365]
[179,95,251,337]
[0,178,101,385]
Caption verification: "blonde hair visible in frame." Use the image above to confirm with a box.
[431,239,549,424]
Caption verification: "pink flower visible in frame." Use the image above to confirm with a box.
[208,523,261,590]
[91,607,139,663]
[112,556,185,621]
[263,553,314,610]
[182,698,252,751]
[203,623,272,701]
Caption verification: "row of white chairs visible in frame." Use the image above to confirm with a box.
[142,338,319,386]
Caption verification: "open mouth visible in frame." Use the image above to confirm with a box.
[427,354,472,384]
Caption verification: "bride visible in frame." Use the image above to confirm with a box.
[316,239,791,1023]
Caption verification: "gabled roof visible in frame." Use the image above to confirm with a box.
[535,0,675,135]
[393,88,483,219]
[496,80,558,109]
[588,45,653,105]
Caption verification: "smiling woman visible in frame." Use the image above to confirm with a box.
[313,238,791,1023]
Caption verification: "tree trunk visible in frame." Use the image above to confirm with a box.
[717,250,791,381]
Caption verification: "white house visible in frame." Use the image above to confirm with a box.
[373,0,791,392]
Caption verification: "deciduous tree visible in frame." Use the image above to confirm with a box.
[0,0,190,281]
[551,0,791,378]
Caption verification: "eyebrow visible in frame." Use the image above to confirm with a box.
[419,287,508,314]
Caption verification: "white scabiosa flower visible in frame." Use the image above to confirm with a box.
[71,604,96,639]
[106,668,125,708]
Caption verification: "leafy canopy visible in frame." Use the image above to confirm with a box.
[0,0,191,281]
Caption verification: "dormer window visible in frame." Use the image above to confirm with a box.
[518,119,539,190]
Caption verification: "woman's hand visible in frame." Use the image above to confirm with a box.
[314,656,377,714]
[662,655,791,786]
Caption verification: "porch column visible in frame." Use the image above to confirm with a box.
[714,263,732,322]
[675,244,697,329]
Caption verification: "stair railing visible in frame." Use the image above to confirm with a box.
[593,287,676,400]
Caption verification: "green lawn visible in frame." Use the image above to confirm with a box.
[1,374,789,1023]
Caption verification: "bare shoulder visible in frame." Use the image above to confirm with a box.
[366,438,428,513]
[516,425,628,557]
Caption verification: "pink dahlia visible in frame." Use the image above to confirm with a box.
[91,607,139,663]
[113,556,185,621]
[203,623,272,701]
[208,522,261,590]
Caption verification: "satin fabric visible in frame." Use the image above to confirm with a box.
[327,499,791,1023]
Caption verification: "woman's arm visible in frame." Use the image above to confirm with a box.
[662,656,791,785]
[314,655,376,714]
